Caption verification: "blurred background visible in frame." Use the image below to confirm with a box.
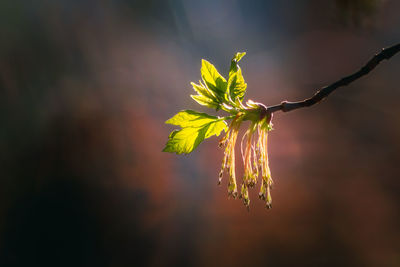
[1,0,400,266]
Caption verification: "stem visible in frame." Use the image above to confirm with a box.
[220,115,236,121]
[267,43,400,114]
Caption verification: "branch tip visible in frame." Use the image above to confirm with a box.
[265,43,400,114]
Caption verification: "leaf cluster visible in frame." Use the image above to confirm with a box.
[164,52,248,154]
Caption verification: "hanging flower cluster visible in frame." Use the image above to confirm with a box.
[218,102,273,209]
[164,52,275,209]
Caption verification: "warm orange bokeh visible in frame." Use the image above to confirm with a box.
[1,1,400,266]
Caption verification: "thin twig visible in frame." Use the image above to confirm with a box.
[267,43,400,114]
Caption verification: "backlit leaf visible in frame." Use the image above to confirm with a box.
[163,110,227,154]
[190,81,219,109]
[201,59,227,101]
[228,52,247,103]
[190,95,219,109]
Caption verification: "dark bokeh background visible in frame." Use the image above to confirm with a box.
[1,0,400,266]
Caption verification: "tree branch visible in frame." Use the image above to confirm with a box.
[267,43,400,114]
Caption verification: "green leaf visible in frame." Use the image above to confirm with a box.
[163,110,227,154]
[190,95,219,109]
[191,81,216,100]
[201,59,227,100]
[228,52,247,103]
[190,81,219,109]
[233,52,246,62]
[165,109,220,127]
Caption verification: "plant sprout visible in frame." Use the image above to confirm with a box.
[163,43,400,210]
[163,52,274,209]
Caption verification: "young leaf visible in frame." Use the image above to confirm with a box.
[191,81,216,100]
[228,52,247,103]
[163,110,227,154]
[190,81,219,109]
[201,59,227,101]
[233,52,246,62]
[190,95,219,109]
